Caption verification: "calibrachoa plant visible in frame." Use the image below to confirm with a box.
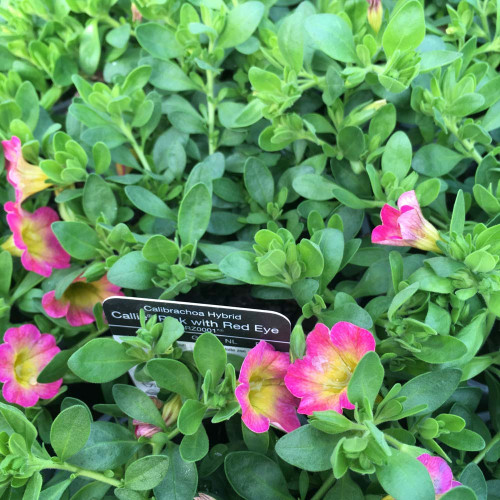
[0,0,499,499]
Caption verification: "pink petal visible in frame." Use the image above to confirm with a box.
[42,290,70,318]
[2,379,40,407]
[380,204,402,229]
[66,306,96,327]
[238,340,289,385]
[2,136,21,163]
[371,225,407,245]
[0,344,15,382]
[417,454,454,494]
[303,323,332,358]
[4,325,41,350]
[33,379,63,399]
[397,190,421,212]
[397,208,427,241]
[236,384,271,433]
[329,322,376,365]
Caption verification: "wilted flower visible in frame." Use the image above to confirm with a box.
[383,454,461,499]
[235,341,300,433]
[2,202,70,277]
[194,495,216,500]
[0,325,62,407]
[367,0,383,34]
[2,136,53,204]
[131,3,142,22]
[42,274,123,327]
[133,395,182,438]
[371,190,442,253]
[285,322,375,415]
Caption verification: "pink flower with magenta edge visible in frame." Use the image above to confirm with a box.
[42,274,123,327]
[235,341,300,434]
[2,136,53,204]
[284,322,375,415]
[382,454,461,499]
[0,325,62,407]
[2,202,70,277]
[371,190,442,253]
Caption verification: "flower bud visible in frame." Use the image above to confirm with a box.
[162,394,182,427]
[367,0,383,34]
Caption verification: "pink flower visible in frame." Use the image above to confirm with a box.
[3,202,70,277]
[383,454,461,499]
[133,395,182,438]
[42,274,123,327]
[235,341,300,434]
[371,191,442,253]
[418,454,461,497]
[0,325,62,407]
[367,0,383,33]
[2,202,70,277]
[284,322,375,415]
[2,136,53,204]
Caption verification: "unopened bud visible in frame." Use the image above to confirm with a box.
[367,0,383,34]
[162,394,182,427]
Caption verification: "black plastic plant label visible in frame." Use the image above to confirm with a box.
[103,296,291,356]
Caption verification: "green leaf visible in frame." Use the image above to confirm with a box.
[107,251,157,290]
[23,473,43,500]
[419,50,461,72]
[224,452,292,500]
[92,142,111,174]
[412,144,463,177]
[382,0,426,58]
[178,400,207,436]
[142,235,178,265]
[459,463,487,500]
[0,250,12,296]
[50,405,91,461]
[278,12,304,72]
[69,482,110,500]
[439,429,485,451]
[219,251,276,285]
[69,421,141,471]
[52,221,100,260]
[338,126,365,161]
[305,14,357,63]
[347,351,384,410]
[382,131,412,180]
[0,402,37,449]
[79,20,100,74]
[440,487,478,500]
[68,338,137,383]
[147,359,198,400]
[193,332,227,389]
[292,174,336,201]
[399,368,462,415]
[156,317,185,354]
[376,450,435,500]
[275,425,343,472]
[153,444,198,500]
[135,23,183,60]
[83,174,117,224]
[149,59,199,92]
[112,384,166,429]
[388,282,420,320]
[178,183,212,246]
[312,228,344,290]
[179,424,209,462]
[39,479,72,500]
[450,189,465,236]
[414,336,468,364]
[124,456,170,491]
[125,185,174,219]
[244,157,275,208]
[217,2,265,49]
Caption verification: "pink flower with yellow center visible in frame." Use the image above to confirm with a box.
[371,191,442,253]
[42,274,123,327]
[284,322,375,415]
[2,202,70,277]
[0,325,62,407]
[2,136,53,204]
[367,0,383,34]
[235,341,300,434]
[383,454,461,500]
[133,395,182,438]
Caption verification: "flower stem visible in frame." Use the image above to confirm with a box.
[310,474,336,500]
[120,123,152,172]
[38,460,123,487]
[473,431,500,464]
[206,68,217,155]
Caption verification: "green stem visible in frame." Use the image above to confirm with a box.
[38,460,123,487]
[74,326,109,349]
[166,427,180,440]
[478,1,491,41]
[473,431,500,464]
[384,433,403,449]
[310,474,336,500]
[446,120,483,165]
[120,124,152,172]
